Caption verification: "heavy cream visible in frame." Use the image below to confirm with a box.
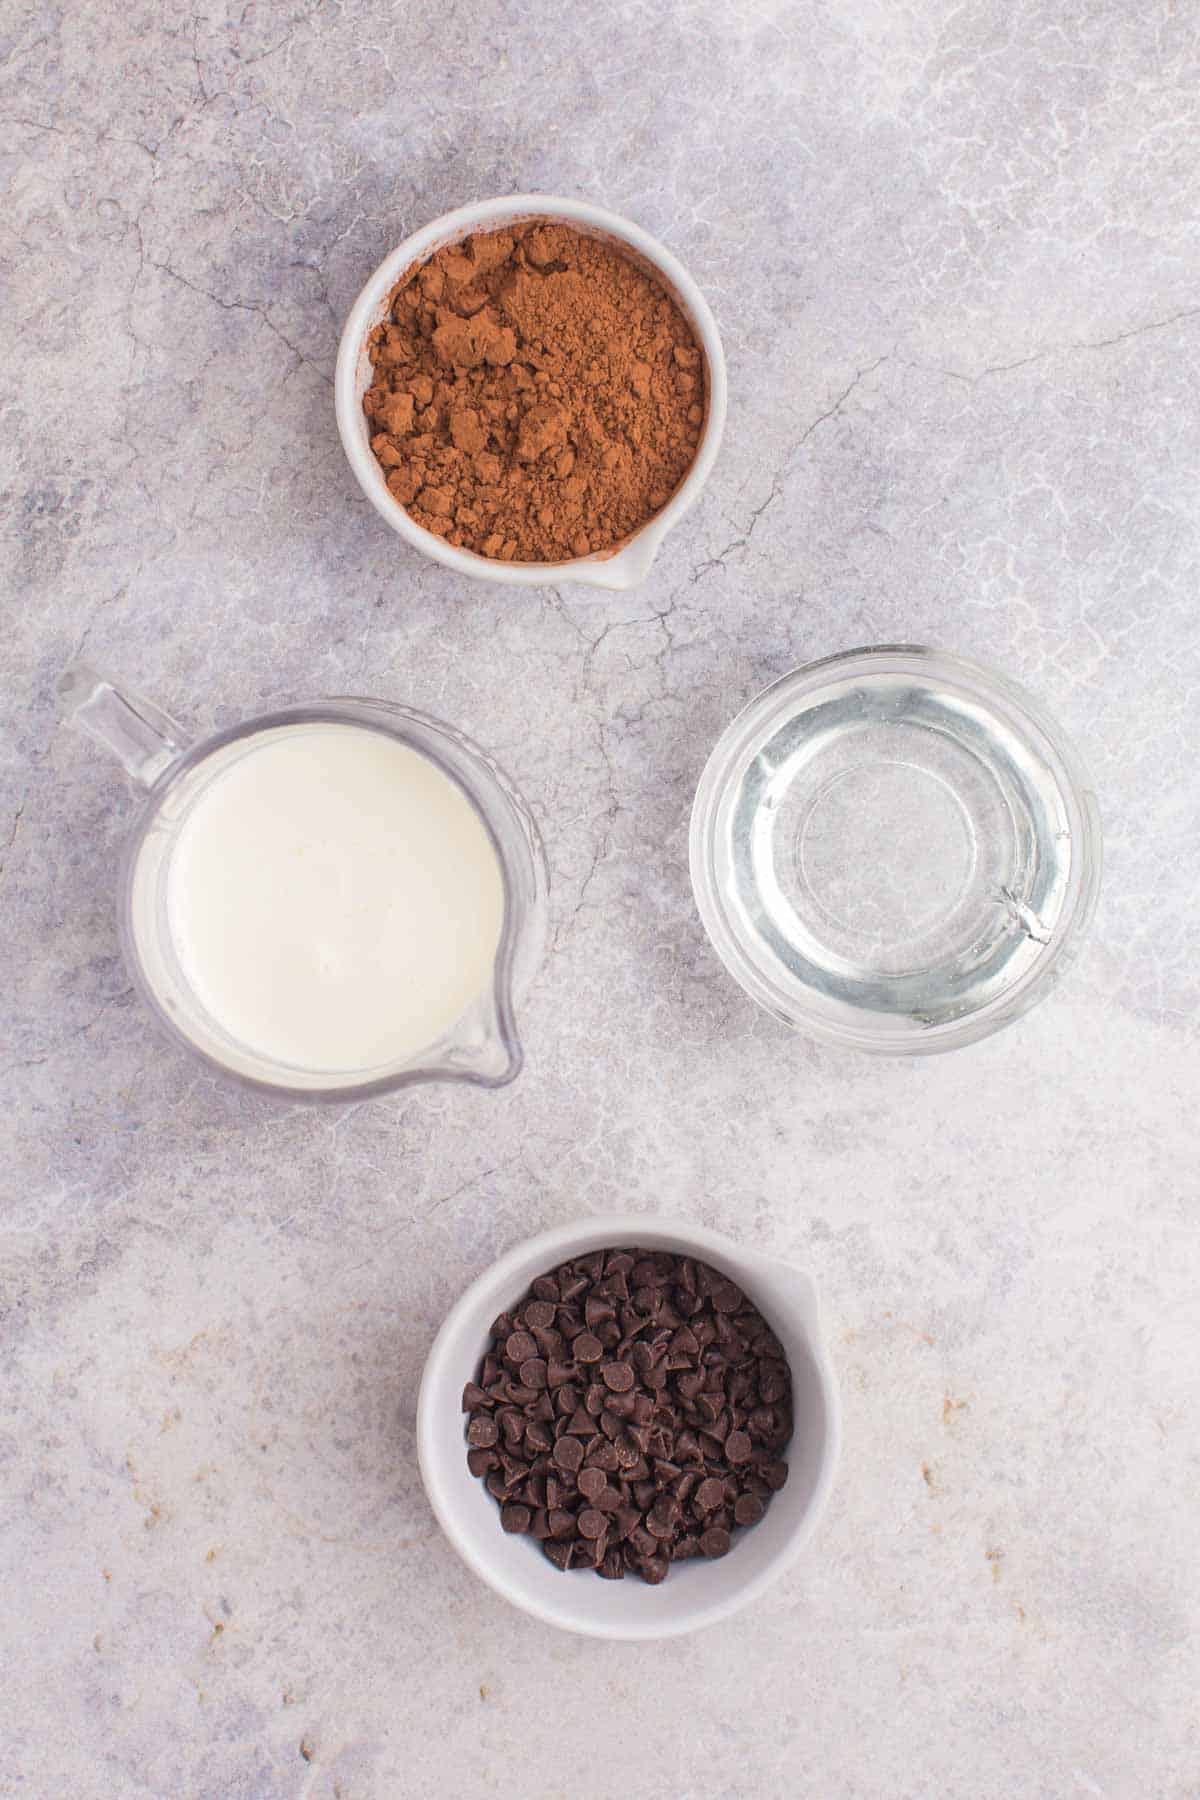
[164,722,505,1072]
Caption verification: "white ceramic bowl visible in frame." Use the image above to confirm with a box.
[417,1215,840,1640]
[335,196,727,591]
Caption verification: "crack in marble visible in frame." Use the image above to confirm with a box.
[336,1152,526,1281]
[148,257,334,384]
[690,356,889,582]
[0,987,134,1078]
[1,801,24,880]
[905,305,1200,385]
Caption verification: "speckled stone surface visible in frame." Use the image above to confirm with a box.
[3,2,1199,1795]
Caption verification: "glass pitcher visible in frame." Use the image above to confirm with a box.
[60,664,548,1099]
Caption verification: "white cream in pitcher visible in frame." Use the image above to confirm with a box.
[164,722,505,1071]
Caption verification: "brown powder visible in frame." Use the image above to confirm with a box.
[362,221,705,562]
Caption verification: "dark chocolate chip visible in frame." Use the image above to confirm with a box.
[734,1493,765,1527]
[574,1332,603,1363]
[695,1477,726,1513]
[638,1555,669,1585]
[500,1504,531,1534]
[505,1330,536,1364]
[612,1504,641,1541]
[467,1416,498,1448]
[601,1361,635,1393]
[577,1467,606,1501]
[552,1436,584,1473]
[628,1525,658,1558]
[519,1358,548,1390]
[700,1526,732,1558]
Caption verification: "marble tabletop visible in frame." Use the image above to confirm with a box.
[3,0,1198,1794]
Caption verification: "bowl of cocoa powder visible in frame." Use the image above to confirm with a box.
[335,196,726,589]
[417,1216,840,1640]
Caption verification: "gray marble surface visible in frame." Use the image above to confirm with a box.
[3,1,1199,1794]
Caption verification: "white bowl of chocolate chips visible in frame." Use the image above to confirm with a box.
[417,1216,840,1640]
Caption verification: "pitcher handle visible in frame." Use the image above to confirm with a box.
[59,663,190,789]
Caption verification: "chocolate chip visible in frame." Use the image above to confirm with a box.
[543,1540,572,1570]
[565,1470,595,1506]
[762,1459,789,1491]
[700,1526,732,1558]
[725,1430,752,1463]
[577,1509,606,1539]
[467,1416,498,1448]
[695,1477,726,1513]
[600,1361,634,1393]
[552,1435,583,1473]
[574,1332,603,1363]
[734,1492,765,1527]
[519,1358,548,1390]
[638,1555,669,1584]
[597,1549,625,1580]
[467,1448,497,1477]
[548,1508,576,1538]
[500,1504,531,1533]
[505,1330,536,1364]
[524,1300,556,1330]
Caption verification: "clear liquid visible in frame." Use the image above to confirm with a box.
[720,673,1075,1029]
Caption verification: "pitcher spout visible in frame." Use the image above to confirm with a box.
[436,985,523,1088]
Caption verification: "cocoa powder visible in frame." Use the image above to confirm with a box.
[363,221,705,562]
